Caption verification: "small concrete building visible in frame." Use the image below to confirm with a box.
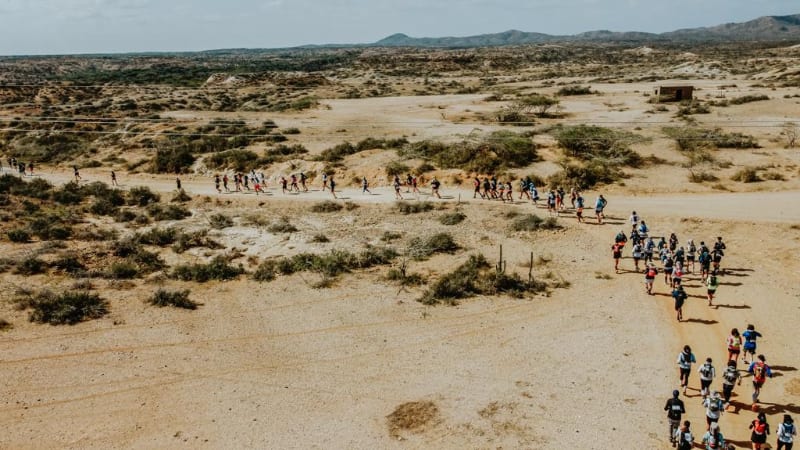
[654,85,694,102]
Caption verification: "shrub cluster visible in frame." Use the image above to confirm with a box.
[553,125,643,166]
[399,131,536,173]
[252,246,398,282]
[396,201,434,215]
[16,290,109,325]
[407,233,459,260]
[171,255,245,282]
[510,214,562,232]
[148,289,199,310]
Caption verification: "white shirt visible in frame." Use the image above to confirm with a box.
[703,397,723,419]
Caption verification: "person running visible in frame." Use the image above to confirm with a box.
[111,170,118,186]
[394,176,403,200]
[678,345,697,394]
[614,229,628,249]
[687,239,697,273]
[482,177,491,200]
[777,415,796,450]
[664,255,675,286]
[490,176,498,199]
[727,328,743,364]
[431,177,442,199]
[329,175,337,199]
[530,183,539,204]
[73,166,81,182]
[645,263,658,295]
[675,420,694,450]
[703,391,724,430]
[699,245,712,282]
[698,358,716,399]
[629,210,640,226]
[595,194,607,224]
[300,172,308,191]
[644,237,655,263]
[711,248,724,275]
[497,181,506,202]
[672,263,684,289]
[280,176,288,194]
[702,422,726,450]
[555,187,564,210]
[176,177,182,191]
[361,176,371,194]
[638,220,649,240]
[612,242,623,273]
[665,389,687,447]
[518,178,530,200]
[669,232,679,252]
[411,175,419,194]
[721,360,741,409]
[253,179,262,195]
[569,187,577,208]
[748,354,773,405]
[474,177,483,199]
[322,172,329,191]
[547,190,557,216]
[575,193,584,223]
[290,174,299,192]
[673,285,687,322]
[632,240,643,271]
[214,174,221,193]
[742,324,763,364]
[750,412,771,450]
[505,181,513,202]
[707,272,719,306]
[27,162,34,176]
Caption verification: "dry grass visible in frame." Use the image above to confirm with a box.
[386,401,440,438]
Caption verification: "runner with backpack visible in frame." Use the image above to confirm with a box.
[703,391,724,430]
[742,324,763,365]
[777,414,796,450]
[645,263,658,295]
[707,272,720,306]
[675,420,694,450]
[748,354,773,406]
[727,329,743,364]
[672,285,687,322]
[720,360,741,409]
[699,246,712,282]
[750,412,771,450]
[678,345,697,394]
[665,389,686,447]
[612,242,624,273]
[698,358,716,399]
[632,240,644,272]
[702,422,726,450]
[686,239,697,273]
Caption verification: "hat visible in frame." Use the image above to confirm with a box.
[673,390,680,398]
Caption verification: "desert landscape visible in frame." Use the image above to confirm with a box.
[1,15,800,450]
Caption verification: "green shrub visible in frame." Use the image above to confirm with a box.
[318,138,408,162]
[171,230,222,254]
[171,255,245,282]
[17,290,108,325]
[252,247,398,282]
[510,214,562,232]
[731,167,761,183]
[385,268,425,286]
[729,94,769,105]
[107,261,139,279]
[663,127,759,152]
[553,125,643,166]
[171,189,192,203]
[381,231,402,242]
[208,213,234,229]
[90,198,120,216]
[205,149,259,172]
[386,161,410,177]
[148,289,198,310]
[114,209,138,222]
[557,85,594,96]
[252,261,277,282]
[128,186,160,206]
[762,171,786,181]
[14,256,47,275]
[51,182,86,205]
[310,201,343,213]
[137,227,179,246]
[151,147,196,174]
[0,176,52,199]
[414,162,436,175]
[439,211,466,225]
[547,161,624,189]
[7,229,31,243]
[397,201,434,215]
[53,255,86,274]
[147,203,191,221]
[309,233,330,243]
[400,132,536,173]
[408,233,459,260]
[267,217,298,233]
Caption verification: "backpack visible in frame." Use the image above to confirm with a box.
[753,363,767,382]
[701,364,713,379]
[708,432,721,449]
[647,268,657,278]
[780,423,795,440]
[754,420,767,434]
[708,399,721,413]
[723,368,738,384]
[709,276,718,285]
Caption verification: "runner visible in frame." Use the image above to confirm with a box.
[702,391,724,430]
[176,177,182,191]
[720,360,741,409]
[569,187,577,208]
[669,232,679,252]
[678,345,697,394]
[411,175,419,194]
[322,172,328,191]
[726,328,743,363]
[706,272,719,307]
[612,242,623,273]
[519,178,530,200]
[672,263,684,289]
[505,181,513,202]
[644,263,658,295]
[223,174,230,192]
[73,165,81,182]
[698,357,716,399]
[431,177,442,199]
[777,415,796,450]
[673,285,687,322]
[498,181,505,202]
[742,324,763,364]
[329,175,337,199]
[27,162,33,176]
[675,421,694,450]
[361,176,371,194]
[290,174,299,192]
[482,177,491,200]
[644,237,655,263]
[699,245,712,282]
[406,174,413,193]
[111,170,118,186]
[575,193,584,223]
[750,412,771,450]
[686,239,697,273]
[638,220,649,239]
[595,194,607,224]
[547,190,557,217]
[214,174,221,193]
[748,354,773,406]
[300,172,308,191]
[394,176,403,200]
[280,176,288,194]
[530,183,539,204]
[474,177,483,199]
[711,247,724,275]
[664,254,675,286]
[702,422,726,450]
[632,240,643,271]
[665,390,687,448]
[629,210,640,226]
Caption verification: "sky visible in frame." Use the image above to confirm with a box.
[0,0,798,55]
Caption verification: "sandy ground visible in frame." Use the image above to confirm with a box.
[1,167,799,449]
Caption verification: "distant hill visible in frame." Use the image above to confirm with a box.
[371,13,800,48]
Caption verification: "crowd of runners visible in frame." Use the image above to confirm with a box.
[608,212,797,450]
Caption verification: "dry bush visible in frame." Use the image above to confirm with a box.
[730,167,761,183]
[15,290,108,325]
[148,289,199,310]
[387,401,440,438]
[688,170,719,183]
